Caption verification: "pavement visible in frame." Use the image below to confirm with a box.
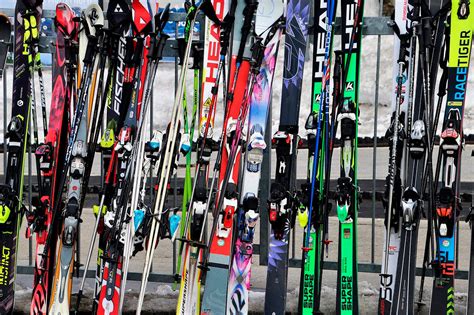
[4,145,474,313]
[12,215,474,314]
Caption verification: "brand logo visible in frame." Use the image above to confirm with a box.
[314,0,328,79]
[302,274,315,308]
[343,3,358,51]
[204,0,226,86]
[379,274,393,300]
[454,66,468,101]
[90,8,99,24]
[344,228,351,239]
[0,246,11,285]
[341,275,353,310]
[113,37,127,116]
[443,240,450,247]
[345,81,354,91]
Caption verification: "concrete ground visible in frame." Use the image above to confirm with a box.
[12,214,474,314]
[6,146,474,314]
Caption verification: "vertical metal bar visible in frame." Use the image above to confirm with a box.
[371,1,383,265]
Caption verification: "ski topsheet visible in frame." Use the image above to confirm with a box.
[226,1,284,313]
[378,0,411,310]
[29,4,75,314]
[336,0,363,313]
[431,0,473,313]
[264,0,310,313]
[200,0,257,312]
[0,1,41,313]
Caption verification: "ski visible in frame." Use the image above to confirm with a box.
[467,151,474,314]
[263,0,310,312]
[48,5,103,314]
[386,0,448,313]
[430,0,473,313]
[378,0,412,310]
[92,0,133,310]
[115,1,154,309]
[28,3,76,314]
[0,0,42,313]
[226,6,284,312]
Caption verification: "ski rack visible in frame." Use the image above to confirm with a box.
[0,7,472,286]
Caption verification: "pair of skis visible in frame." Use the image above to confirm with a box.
[292,0,364,313]
[379,0,473,314]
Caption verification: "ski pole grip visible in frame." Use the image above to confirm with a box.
[421,17,433,48]
[133,37,144,66]
[219,15,234,56]
[237,0,258,63]
[83,36,98,65]
[156,33,170,60]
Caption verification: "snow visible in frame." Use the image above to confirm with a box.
[1,30,474,143]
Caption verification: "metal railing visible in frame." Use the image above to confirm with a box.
[0,8,472,285]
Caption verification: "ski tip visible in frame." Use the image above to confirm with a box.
[55,3,78,37]
[106,0,132,32]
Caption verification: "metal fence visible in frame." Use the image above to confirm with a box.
[0,7,473,284]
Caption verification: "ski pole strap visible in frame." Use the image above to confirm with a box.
[191,42,204,69]
[250,36,264,74]
[262,15,285,46]
[219,0,238,57]
[421,17,433,47]
[237,0,258,63]
[200,0,221,25]
[147,32,169,61]
[132,37,144,66]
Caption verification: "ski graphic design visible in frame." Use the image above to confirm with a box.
[336,0,363,313]
[264,0,310,313]
[430,0,473,313]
